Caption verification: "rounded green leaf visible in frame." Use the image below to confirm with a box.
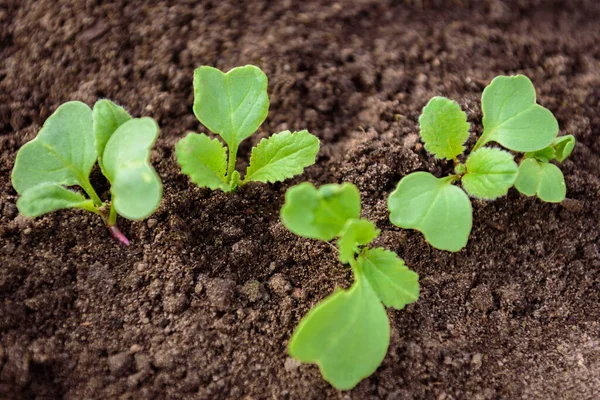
[419,96,470,160]
[281,182,361,241]
[461,147,518,200]
[193,65,269,148]
[289,275,389,390]
[93,99,132,174]
[17,183,96,217]
[552,134,576,162]
[243,130,320,184]
[337,219,380,264]
[358,248,419,310]
[480,75,558,152]
[12,101,96,193]
[175,132,230,191]
[515,158,566,203]
[103,118,162,220]
[387,172,472,252]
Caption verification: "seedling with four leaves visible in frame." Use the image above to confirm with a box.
[176,65,320,192]
[281,182,420,390]
[11,100,163,245]
[387,75,575,252]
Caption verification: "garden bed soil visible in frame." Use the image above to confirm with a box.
[1,0,600,398]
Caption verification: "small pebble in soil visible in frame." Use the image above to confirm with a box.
[268,273,292,296]
[205,278,236,311]
[108,352,133,376]
[147,218,158,228]
[284,357,301,373]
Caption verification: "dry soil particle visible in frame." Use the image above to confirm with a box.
[1,0,600,399]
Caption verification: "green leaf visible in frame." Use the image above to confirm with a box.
[388,172,472,252]
[93,99,132,175]
[11,101,96,193]
[515,158,566,203]
[337,219,380,264]
[461,147,518,200]
[103,118,162,220]
[16,183,96,217]
[524,146,556,163]
[358,248,420,310]
[243,130,320,184]
[193,65,269,149]
[281,182,361,241]
[175,132,230,191]
[480,75,558,152]
[552,134,576,162]
[419,96,470,160]
[289,274,389,390]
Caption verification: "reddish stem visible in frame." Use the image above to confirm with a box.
[108,225,130,246]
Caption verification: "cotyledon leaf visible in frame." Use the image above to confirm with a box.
[479,75,558,152]
[419,96,470,160]
[288,273,390,390]
[461,147,518,200]
[93,99,132,175]
[337,218,380,264]
[358,247,420,310]
[515,158,566,203]
[243,130,320,184]
[102,117,162,220]
[11,101,96,193]
[16,183,96,217]
[552,134,576,162]
[281,182,361,241]
[388,172,472,252]
[193,65,269,149]
[175,132,230,191]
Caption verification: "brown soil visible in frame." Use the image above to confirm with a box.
[1,0,600,398]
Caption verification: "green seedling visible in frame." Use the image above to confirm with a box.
[281,182,420,390]
[11,100,162,245]
[176,65,320,192]
[388,75,574,252]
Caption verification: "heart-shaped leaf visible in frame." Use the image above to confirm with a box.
[419,96,470,160]
[17,183,96,217]
[243,130,320,184]
[461,147,518,200]
[479,75,558,152]
[176,132,230,191]
[93,100,132,175]
[193,65,269,149]
[358,248,419,310]
[12,101,96,194]
[281,182,361,241]
[388,172,472,252]
[288,274,389,390]
[515,158,566,203]
[337,219,380,264]
[102,118,162,220]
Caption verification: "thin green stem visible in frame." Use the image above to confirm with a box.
[441,174,461,185]
[80,178,103,206]
[472,130,493,152]
[226,144,238,184]
[108,197,118,226]
[79,202,101,215]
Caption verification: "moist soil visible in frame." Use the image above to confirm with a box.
[1,1,600,399]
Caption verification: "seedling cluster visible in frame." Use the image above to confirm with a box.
[176,65,320,192]
[387,75,575,252]
[281,182,419,390]
[11,100,162,245]
[10,67,575,391]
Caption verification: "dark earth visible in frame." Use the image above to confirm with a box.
[1,0,600,398]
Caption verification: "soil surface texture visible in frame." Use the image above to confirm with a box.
[1,0,600,399]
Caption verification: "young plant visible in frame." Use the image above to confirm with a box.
[11,100,162,245]
[176,65,320,192]
[281,182,420,390]
[388,75,574,252]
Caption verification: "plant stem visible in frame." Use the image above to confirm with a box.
[108,225,130,246]
[471,130,492,152]
[80,178,103,206]
[108,196,117,226]
[226,144,238,183]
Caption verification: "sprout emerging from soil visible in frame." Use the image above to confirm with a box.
[387,75,575,252]
[176,65,320,192]
[12,100,163,245]
[280,182,420,390]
